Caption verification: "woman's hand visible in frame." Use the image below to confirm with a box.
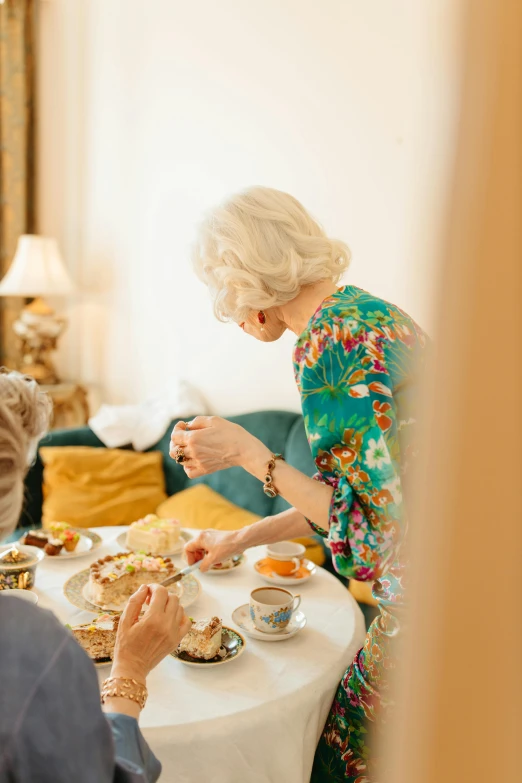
[111,584,192,683]
[169,416,270,478]
[184,529,244,572]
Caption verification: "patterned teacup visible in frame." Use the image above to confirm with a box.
[249,587,301,634]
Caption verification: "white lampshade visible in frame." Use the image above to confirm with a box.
[0,235,76,297]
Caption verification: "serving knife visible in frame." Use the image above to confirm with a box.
[161,560,201,588]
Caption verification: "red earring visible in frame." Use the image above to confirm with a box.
[258,311,266,331]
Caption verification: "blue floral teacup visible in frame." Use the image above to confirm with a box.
[249,587,301,634]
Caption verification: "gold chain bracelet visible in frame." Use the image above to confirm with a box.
[101,677,148,710]
[263,453,285,498]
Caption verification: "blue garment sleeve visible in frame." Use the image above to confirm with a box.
[0,604,162,783]
[105,714,162,783]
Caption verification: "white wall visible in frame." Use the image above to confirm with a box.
[37,0,461,415]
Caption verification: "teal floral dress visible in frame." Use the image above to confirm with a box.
[293,286,426,782]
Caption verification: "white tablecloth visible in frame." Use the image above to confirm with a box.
[34,526,366,783]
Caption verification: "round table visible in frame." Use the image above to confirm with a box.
[35,526,366,783]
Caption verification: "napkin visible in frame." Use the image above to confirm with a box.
[89,380,209,451]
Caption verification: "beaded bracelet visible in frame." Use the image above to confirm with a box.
[263,453,285,498]
[101,677,148,710]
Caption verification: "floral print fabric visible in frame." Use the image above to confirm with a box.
[293,286,426,781]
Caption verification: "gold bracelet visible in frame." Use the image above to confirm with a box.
[101,677,148,710]
[263,453,285,498]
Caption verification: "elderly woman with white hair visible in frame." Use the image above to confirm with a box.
[0,370,191,782]
[172,187,427,782]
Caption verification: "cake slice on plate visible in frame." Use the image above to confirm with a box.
[125,514,181,555]
[178,617,223,660]
[89,552,176,608]
[70,614,120,663]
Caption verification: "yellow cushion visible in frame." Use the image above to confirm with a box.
[156,485,326,567]
[40,446,168,528]
[156,484,260,530]
[348,579,379,606]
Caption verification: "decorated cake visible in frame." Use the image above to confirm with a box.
[125,514,181,555]
[59,529,80,552]
[49,522,71,536]
[70,613,120,662]
[178,616,223,660]
[89,551,176,607]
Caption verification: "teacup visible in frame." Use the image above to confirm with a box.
[249,586,301,634]
[265,541,306,576]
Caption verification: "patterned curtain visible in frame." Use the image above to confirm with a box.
[0,0,36,366]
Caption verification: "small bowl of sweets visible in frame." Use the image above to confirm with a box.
[0,544,44,591]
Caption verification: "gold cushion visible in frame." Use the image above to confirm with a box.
[348,579,378,606]
[156,484,260,530]
[40,446,168,528]
[156,485,326,567]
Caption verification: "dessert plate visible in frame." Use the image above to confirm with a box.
[64,568,200,613]
[116,529,192,556]
[171,626,246,667]
[207,554,246,575]
[254,557,317,586]
[17,529,101,560]
[231,603,307,641]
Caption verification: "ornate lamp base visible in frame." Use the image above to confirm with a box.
[12,297,66,385]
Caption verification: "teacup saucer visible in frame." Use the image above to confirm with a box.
[231,603,306,641]
[254,557,317,586]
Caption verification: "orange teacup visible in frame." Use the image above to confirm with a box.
[265,541,306,577]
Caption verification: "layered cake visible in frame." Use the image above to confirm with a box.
[21,530,49,549]
[71,614,120,663]
[89,551,176,607]
[178,616,223,660]
[125,514,181,555]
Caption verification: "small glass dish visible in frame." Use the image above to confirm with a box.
[0,544,44,591]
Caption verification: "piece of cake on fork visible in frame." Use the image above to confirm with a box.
[125,514,181,555]
[70,614,120,663]
[178,617,223,660]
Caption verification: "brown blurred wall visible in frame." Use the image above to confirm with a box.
[385,0,522,781]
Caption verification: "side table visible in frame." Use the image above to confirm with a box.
[40,382,90,430]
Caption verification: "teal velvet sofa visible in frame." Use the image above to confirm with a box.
[19,410,317,530]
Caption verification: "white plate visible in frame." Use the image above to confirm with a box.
[253,557,317,586]
[17,530,99,560]
[231,603,307,641]
[64,568,201,612]
[0,588,38,604]
[94,659,113,669]
[206,554,246,575]
[116,529,192,556]
[81,580,182,612]
[57,535,93,559]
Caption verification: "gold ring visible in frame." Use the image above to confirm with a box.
[174,446,186,464]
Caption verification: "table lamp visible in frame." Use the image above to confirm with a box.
[0,235,76,384]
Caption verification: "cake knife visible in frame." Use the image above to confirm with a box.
[161,560,201,587]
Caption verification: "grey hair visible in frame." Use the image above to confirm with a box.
[0,370,51,540]
[192,186,351,322]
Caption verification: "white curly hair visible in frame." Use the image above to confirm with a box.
[192,186,351,322]
[0,370,51,540]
